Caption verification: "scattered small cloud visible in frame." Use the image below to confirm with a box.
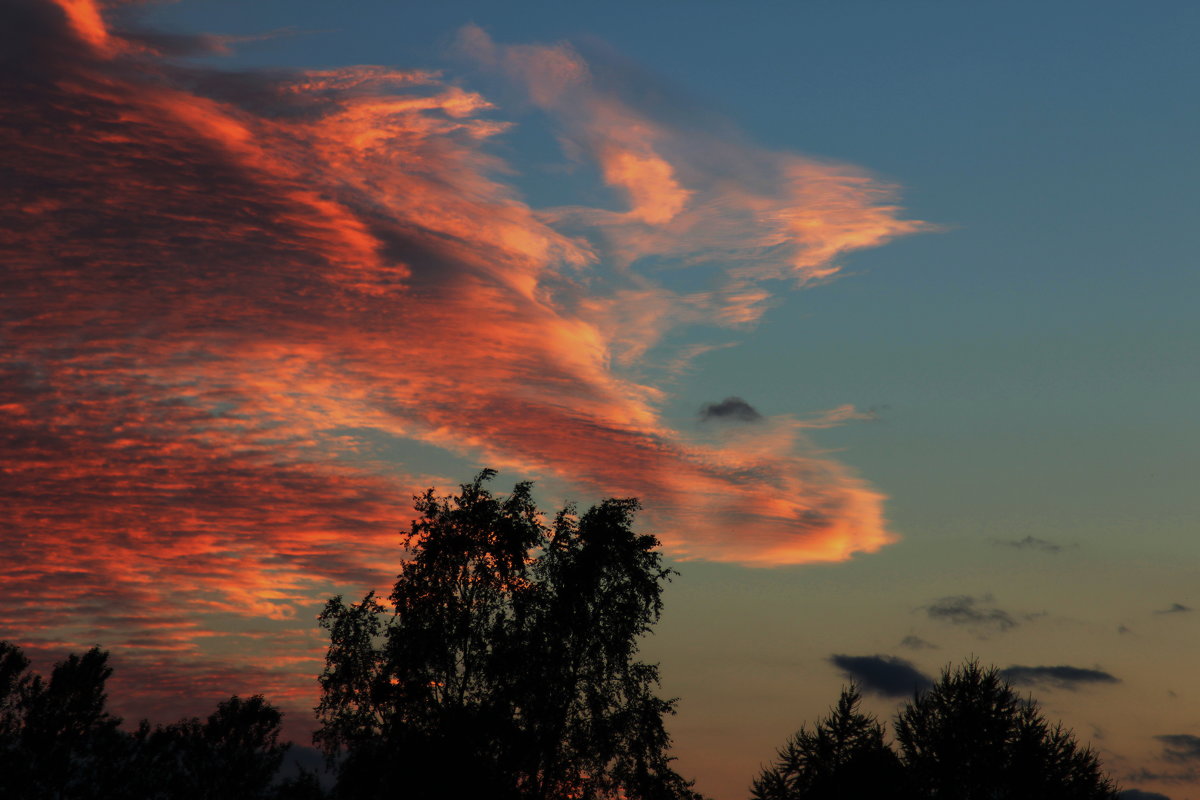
[1118,790,1173,800]
[698,396,762,423]
[1157,734,1200,764]
[925,595,1017,633]
[899,634,937,650]
[1154,603,1192,615]
[992,535,1064,554]
[1126,767,1197,786]
[1000,665,1120,691]
[1118,625,1133,635]
[829,654,933,698]
[794,404,878,429]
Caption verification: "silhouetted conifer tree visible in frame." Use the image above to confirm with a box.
[314,470,704,800]
[750,684,905,800]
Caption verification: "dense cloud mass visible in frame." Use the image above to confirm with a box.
[829,654,932,698]
[1000,665,1120,691]
[0,0,925,723]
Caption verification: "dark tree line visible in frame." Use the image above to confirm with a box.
[0,641,317,799]
[1,471,1125,799]
[752,661,1120,800]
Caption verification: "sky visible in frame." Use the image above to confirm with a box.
[2,0,1198,797]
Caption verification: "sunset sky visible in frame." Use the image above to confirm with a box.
[3,1,1199,797]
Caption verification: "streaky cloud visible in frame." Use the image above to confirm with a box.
[993,535,1065,553]
[1154,603,1192,615]
[1157,735,1200,763]
[1000,665,1120,691]
[0,0,927,722]
[925,595,1018,633]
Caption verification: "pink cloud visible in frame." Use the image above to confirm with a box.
[2,1,926,721]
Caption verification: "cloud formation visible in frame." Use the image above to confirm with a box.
[993,535,1065,553]
[1,0,925,721]
[925,595,1018,633]
[1157,735,1200,764]
[999,665,1120,691]
[1154,604,1192,615]
[899,635,937,650]
[829,654,933,698]
[699,397,763,423]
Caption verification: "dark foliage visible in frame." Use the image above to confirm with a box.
[896,660,1119,800]
[314,469,704,800]
[751,684,904,800]
[0,641,305,800]
[756,660,1120,800]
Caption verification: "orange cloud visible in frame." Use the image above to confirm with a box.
[1,3,925,724]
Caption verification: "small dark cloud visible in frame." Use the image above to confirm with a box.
[925,595,1017,633]
[1000,665,1120,691]
[829,654,933,698]
[698,396,762,423]
[1118,625,1132,635]
[1154,603,1192,615]
[899,634,937,650]
[1126,766,1197,786]
[992,535,1064,553]
[1118,790,1174,800]
[1157,734,1200,763]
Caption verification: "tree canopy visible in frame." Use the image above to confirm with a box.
[896,660,1119,800]
[314,469,704,800]
[0,641,299,800]
[755,661,1120,800]
[750,684,903,800]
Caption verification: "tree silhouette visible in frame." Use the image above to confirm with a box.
[126,695,291,800]
[0,643,126,797]
[314,470,703,800]
[895,660,1118,799]
[750,684,904,800]
[0,641,303,800]
[755,660,1119,800]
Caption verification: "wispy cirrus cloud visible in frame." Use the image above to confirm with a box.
[2,0,926,722]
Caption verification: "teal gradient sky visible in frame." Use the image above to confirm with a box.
[6,2,1199,798]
